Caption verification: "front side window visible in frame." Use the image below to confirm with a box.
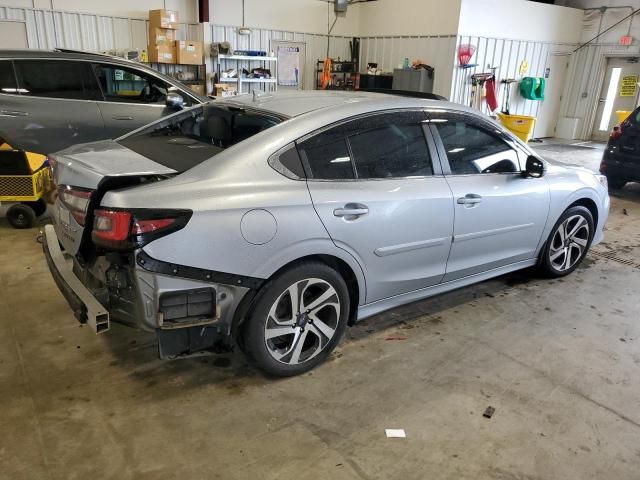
[14,60,101,100]
[297,110,433,180]
[433,113,520,175]
[0,60,18,94]
[94,64,184,105]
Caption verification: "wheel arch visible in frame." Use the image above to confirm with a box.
[567,197,598,231]
[231,252,365,340]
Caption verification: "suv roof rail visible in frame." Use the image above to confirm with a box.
[358,88,447,101]
[53,48,111,57]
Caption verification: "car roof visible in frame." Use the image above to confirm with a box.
[223,90,468,118]
[0,48,133,62]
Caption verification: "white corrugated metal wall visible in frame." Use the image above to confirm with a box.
[210,24,353,92]
[0,5,201,52]
[451,36,574,121]
[358,35,458,98]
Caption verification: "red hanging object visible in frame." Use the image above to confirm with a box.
[485,75,499,112]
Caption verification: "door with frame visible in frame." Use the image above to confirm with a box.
[591,56,640,142]
[534,53,570,138]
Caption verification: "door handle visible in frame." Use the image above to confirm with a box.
[0,109,28,117]
[457,194,483,205]
[333,203,369,218]
[112,115,134,120]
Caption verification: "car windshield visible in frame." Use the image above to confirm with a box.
[117,102,284,172]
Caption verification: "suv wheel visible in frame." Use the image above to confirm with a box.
[539,206,594,277]
[606,176,627,190]
[243,262,349,377]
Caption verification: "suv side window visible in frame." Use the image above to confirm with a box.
[297,110,433,180]
[432,113,520,175]
[0,60,18,94]
[94,64,186,105]
[14,60,102,100]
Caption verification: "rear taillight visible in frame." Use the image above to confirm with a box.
[610,126,623,140]
[92,209,191,250]
[58,185,94,226]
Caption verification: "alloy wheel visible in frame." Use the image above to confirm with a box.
[264,278,340,365]
[549,214,590,272]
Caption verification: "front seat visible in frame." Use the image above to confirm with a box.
[200,115,232,147]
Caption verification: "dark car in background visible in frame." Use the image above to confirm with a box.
[601,107,640,189]
[0,49,206,154]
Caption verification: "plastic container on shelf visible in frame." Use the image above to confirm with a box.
[497,112,537,143]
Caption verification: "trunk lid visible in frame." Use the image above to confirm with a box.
[51,140,179,256]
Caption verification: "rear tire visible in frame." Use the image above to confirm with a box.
[538,206,594,278]
[243,261,349,377]
[7,203,36,229]
[607,175,627,190]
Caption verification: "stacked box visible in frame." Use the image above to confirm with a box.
[176,41,203,65]
[148,9,178,64]
[149,9,179,29]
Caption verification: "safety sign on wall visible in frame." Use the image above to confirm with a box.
[620,75,638,97]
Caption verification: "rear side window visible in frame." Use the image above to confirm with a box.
[297,110,433,180]
[347,112,432,178]
[297,124,355,180]
[0,61,17,94]
[14,60,101,100]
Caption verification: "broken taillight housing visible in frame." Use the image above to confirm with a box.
[58,185,94,226]
[92,208,192,250]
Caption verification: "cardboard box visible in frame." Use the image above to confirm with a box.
[149,9,179,29]
[189,84,206,96]
[147,43,176,64]
[214,83,238,98]
[149,27,175,45]
[176,41,203,65]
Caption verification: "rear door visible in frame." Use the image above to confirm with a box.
[92,63,196,138]
[301,110,454,303]
[429,110,550,281]
[0,59,105,154]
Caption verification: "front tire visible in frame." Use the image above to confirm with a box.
[243,261,349,377]
[539,206,594,277]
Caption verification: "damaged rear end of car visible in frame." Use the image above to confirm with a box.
[43,102,284,357]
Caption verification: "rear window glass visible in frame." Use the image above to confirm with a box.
[118,103,283,172]
[14,60,101,100]
[0,60,17,94]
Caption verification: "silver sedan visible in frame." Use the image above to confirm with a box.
[42,92,610,376]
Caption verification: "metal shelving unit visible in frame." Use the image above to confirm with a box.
[215,54,278,93]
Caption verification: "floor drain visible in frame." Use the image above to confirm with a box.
[589,250,640,269]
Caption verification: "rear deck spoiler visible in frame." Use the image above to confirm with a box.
[357,88,447,101]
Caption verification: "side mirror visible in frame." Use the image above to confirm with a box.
[165,92,185,110]
[523,155,544,178]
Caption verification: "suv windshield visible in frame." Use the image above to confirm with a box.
[118,102,284,172]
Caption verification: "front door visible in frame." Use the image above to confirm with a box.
[93,63,192,139]
[301,110,454,303]
[592,57,640,141]
[429,111,550,281]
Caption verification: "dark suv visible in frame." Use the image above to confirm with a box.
[600,108,640,189]
[0,49,206,154]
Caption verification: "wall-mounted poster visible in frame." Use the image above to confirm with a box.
[620,75,638,97]
[278,46,300,87]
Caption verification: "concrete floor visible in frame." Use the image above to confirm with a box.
[1,140,639,480]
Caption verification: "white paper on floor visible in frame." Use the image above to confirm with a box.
[385,429,406,438]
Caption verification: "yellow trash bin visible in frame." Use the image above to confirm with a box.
[615,110,632,125]
[496,113,537,143]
